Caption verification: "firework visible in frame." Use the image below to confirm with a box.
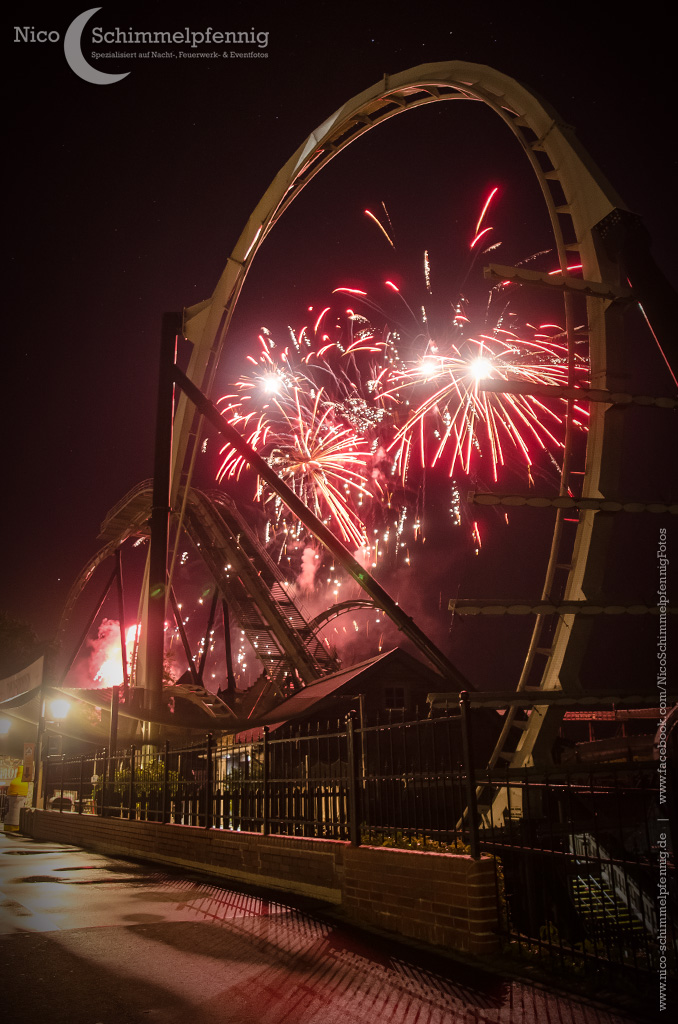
[389,321,587,481]
[359,186,591,482]
[216,304,408,557]
[216,186,589,576]
[91,621,140,688]
[218,385,373,549]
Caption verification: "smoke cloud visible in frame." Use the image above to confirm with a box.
[296,546,320,592]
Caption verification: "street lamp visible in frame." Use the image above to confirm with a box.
[48,699,71,722]
[33,695,72,808]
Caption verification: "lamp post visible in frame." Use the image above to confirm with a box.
[33,695,70,808]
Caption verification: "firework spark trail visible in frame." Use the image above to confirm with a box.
[475,186,499,235]
[364,208,395,248]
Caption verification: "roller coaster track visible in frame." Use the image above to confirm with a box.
[62,482,339,694]
[173,61,671,775]
[306,600,377,633]
[62,63,674,784]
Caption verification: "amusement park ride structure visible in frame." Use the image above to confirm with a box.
[58,62,676,774]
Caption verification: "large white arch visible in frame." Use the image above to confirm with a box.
[169,62,630,766]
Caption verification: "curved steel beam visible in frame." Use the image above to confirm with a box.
[306,599,378,634]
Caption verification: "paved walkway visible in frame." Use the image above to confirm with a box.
[0,830,649,1023]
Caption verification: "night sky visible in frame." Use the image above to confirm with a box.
[5,2,675,692]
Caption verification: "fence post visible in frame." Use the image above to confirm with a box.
[162,739,169,824]
[346,712,361,847]
[205,733,213,830]
[459,691,480,860]
[78,755,85,814]
[262,726,270,836]
[129,745,136,820]
[59,754,65,812]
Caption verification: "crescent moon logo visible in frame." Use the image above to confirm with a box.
[64,8,130,85]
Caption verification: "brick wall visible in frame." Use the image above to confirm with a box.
[343,844,499,955]
[20,808,499,955]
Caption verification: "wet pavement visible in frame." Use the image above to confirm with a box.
[0,830,648,1023]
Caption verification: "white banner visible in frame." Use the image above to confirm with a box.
[0,656,44,704]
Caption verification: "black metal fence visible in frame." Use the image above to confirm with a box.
[42,721,358,838]
[42,711,676,986]
[475,761,675,983]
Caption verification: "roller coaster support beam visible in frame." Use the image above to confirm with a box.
[449,599,676,616]
[115,549,130,703]
[484,262,634,302]
[146,313,181,713]
[168,586,201,688]
[595,208,678,382]
[459,691,480,860]
[428,691,671,710]
[58,564,118,686]
[108,685,119,758]
[477,380,677,409]
[221,601,236,695]
[171,362,470,688]
[485,208,678,382]
[198,589,219,680]
[468,492,677,514]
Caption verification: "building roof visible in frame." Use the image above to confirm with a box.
[0,685,108,746]
[235,648,445,741]
[0,681,230,742]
